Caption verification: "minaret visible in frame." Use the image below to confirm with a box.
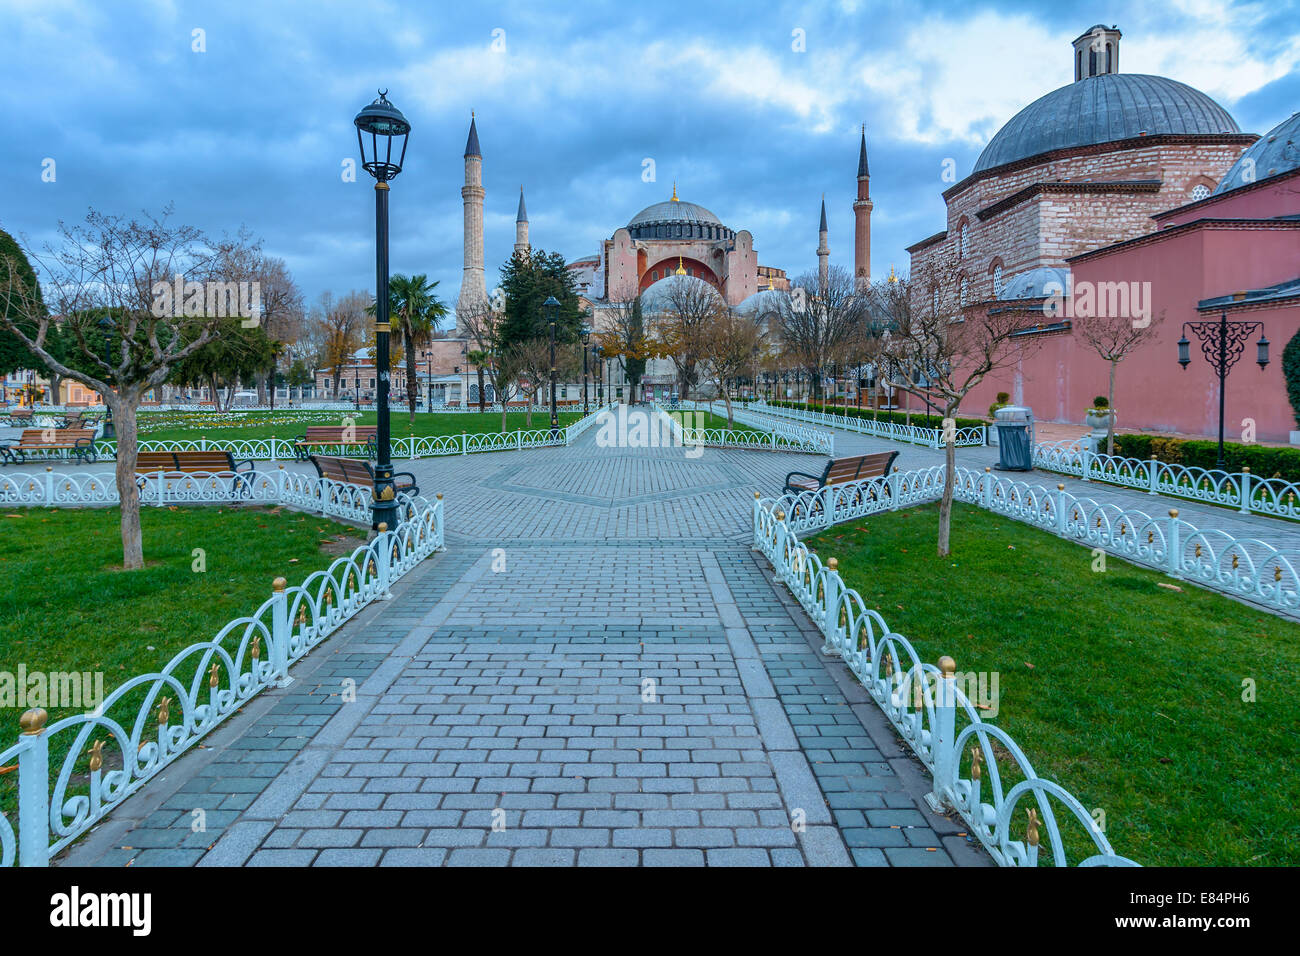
[514,186,530,257]
[853,126,873,291]
[816,195,830,292]
[456,113,487,323]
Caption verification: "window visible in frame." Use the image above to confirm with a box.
[959,277,968,306]
[992,264,1004,297]
[931,286,940,316]
[959,222,969,258]
[1191,184,1211,201]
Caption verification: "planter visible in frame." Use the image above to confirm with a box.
[1086,409,1115,446]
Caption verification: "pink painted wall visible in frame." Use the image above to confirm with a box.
[960,218,1300,441]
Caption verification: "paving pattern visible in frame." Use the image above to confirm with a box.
[59,408,992,867]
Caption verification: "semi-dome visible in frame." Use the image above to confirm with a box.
[640,274,720,312]
[735,288,787,316]
[973,73,1240,174]
[999,266,1071,301]
[1215,111,1300,194]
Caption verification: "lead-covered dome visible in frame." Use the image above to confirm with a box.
[626,193,734,241]
[1215,111,1300,194]
[974,73,1240,174]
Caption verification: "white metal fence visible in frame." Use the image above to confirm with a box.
[752,400,987,449]
[0,486,444,867]
[754,484,1139,866]
[1034,440,1300,521]
[657,402,834,455]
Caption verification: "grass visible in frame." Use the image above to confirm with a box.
[0,505,366,821]
[804,501,1300,867]
[667,410,766,438]
[134,409,587,444]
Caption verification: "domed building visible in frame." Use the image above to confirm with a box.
[908,24,1255,318]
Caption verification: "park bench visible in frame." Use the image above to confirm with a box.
[134,449,255,496]
[1,407,33,426]
[784,451,899,495]
[309,454,418,499]
[58,409,101,429]
[0,428,99,465]
[293,425,378,461]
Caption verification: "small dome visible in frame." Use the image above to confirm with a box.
[999,266,1071,301]
[735,288,787,316]
[640,274,720,313]
[1215,111,1300,194]
[974,73,1240,175]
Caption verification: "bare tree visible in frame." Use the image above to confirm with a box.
[508,338,579,429]
[461,300,522,432]
[779,265,861,403]
[596,295,654,404]
[872,265,1039,557]
[1069,296,1164,455]
[654,276,722,400]
[0,207,262,569]
[314,290,369,397]
[698,306,765,426]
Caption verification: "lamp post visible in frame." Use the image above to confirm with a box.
[424,349,432,410]
[354,372,361,412]
[580,324,591,416]
[1178,311,1269,470]
[593,345,604,404]
[98,317,115,439]
[354,89,411,531]
[545,295,560,436]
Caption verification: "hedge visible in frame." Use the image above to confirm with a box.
[1107,433,1300,483]
[767,399,986,430]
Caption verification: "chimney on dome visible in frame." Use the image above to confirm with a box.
[1073,24,1121,81]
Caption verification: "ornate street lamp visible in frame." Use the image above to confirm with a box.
[593,344,604,404]
[1177,310,1269,470]
[98,316,115,439]
[580,323,591,416]
[354,90,411,530]
[545,295,560,436]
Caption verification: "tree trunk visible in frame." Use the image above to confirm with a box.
[207,373,220,411]
[112,396,145,570]
[1106,358,1117,456]
[723,388,734,427]
[404,327,419,426]
[524,390,533,428]
[937,417,957,558]
[501,396,509,434]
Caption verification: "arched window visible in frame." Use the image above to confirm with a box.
[959,222,969,258]
[992,263,1004,297]
[959,276,968,307]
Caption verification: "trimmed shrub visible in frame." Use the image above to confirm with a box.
[768,399,985,430]
[1284,329,1300,429]
[1109,433,1300,482]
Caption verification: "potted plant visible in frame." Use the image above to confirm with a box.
[1086,395,1115,446]
[988,391,1011,420]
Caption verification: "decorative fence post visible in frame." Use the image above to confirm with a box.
[924,656,957,814]
[1148,459,1159,495]
[157,469,167,507]
[821,557,843,657]
[983,467,993,511]
[17,708,50,867]
[752,492,762,550]
[1166,509,1182,579]
[43,466,53,504]
[1056,484,1068,535]
[773,510,788,573]
[461,431,467,456]
[376,522,394,599]
[276,464,286,506]
[890,467,902,511]
[1080,445,1092,482]
[821,486,835,529]
[270,576,293,687]
[1239,466,1252,516]
[517,431,523,451]
[269,433,278,468]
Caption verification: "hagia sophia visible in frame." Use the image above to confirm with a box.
[423,22,1299,437]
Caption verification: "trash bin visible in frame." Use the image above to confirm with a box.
[995,423,1032,471]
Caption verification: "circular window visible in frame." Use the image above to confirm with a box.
[1190,184,1211,201]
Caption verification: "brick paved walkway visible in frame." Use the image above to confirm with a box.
[60,408,988,867]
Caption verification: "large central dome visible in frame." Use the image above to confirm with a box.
[973,73,1240,174]
[628,199,722,228]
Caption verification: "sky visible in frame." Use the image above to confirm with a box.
[1,0,1298,323]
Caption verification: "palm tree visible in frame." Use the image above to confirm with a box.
[379,274,447,424]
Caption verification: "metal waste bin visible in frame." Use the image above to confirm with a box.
[993,406,1034,471]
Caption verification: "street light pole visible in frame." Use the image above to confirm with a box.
[1178,310,1269,470]
[545,295,560,436]
[354,89,411,531]
[580,324,591,416]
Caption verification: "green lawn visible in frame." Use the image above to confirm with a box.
[804,501,1300,867]
[0,506,366,820]
[667,410,766,438]
[134,409,587,444]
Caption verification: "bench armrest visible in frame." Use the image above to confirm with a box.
[784,470,820,485]
[232,457,254,473]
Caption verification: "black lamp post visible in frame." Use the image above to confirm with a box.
[98,317,115,439]
[545,295,560,436]
[1177,310,1269,470]
[354,89,410,530]
[580,324,591,416]
[424,349,432,410]
[354,372,361,412]
[594,345,604,404]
